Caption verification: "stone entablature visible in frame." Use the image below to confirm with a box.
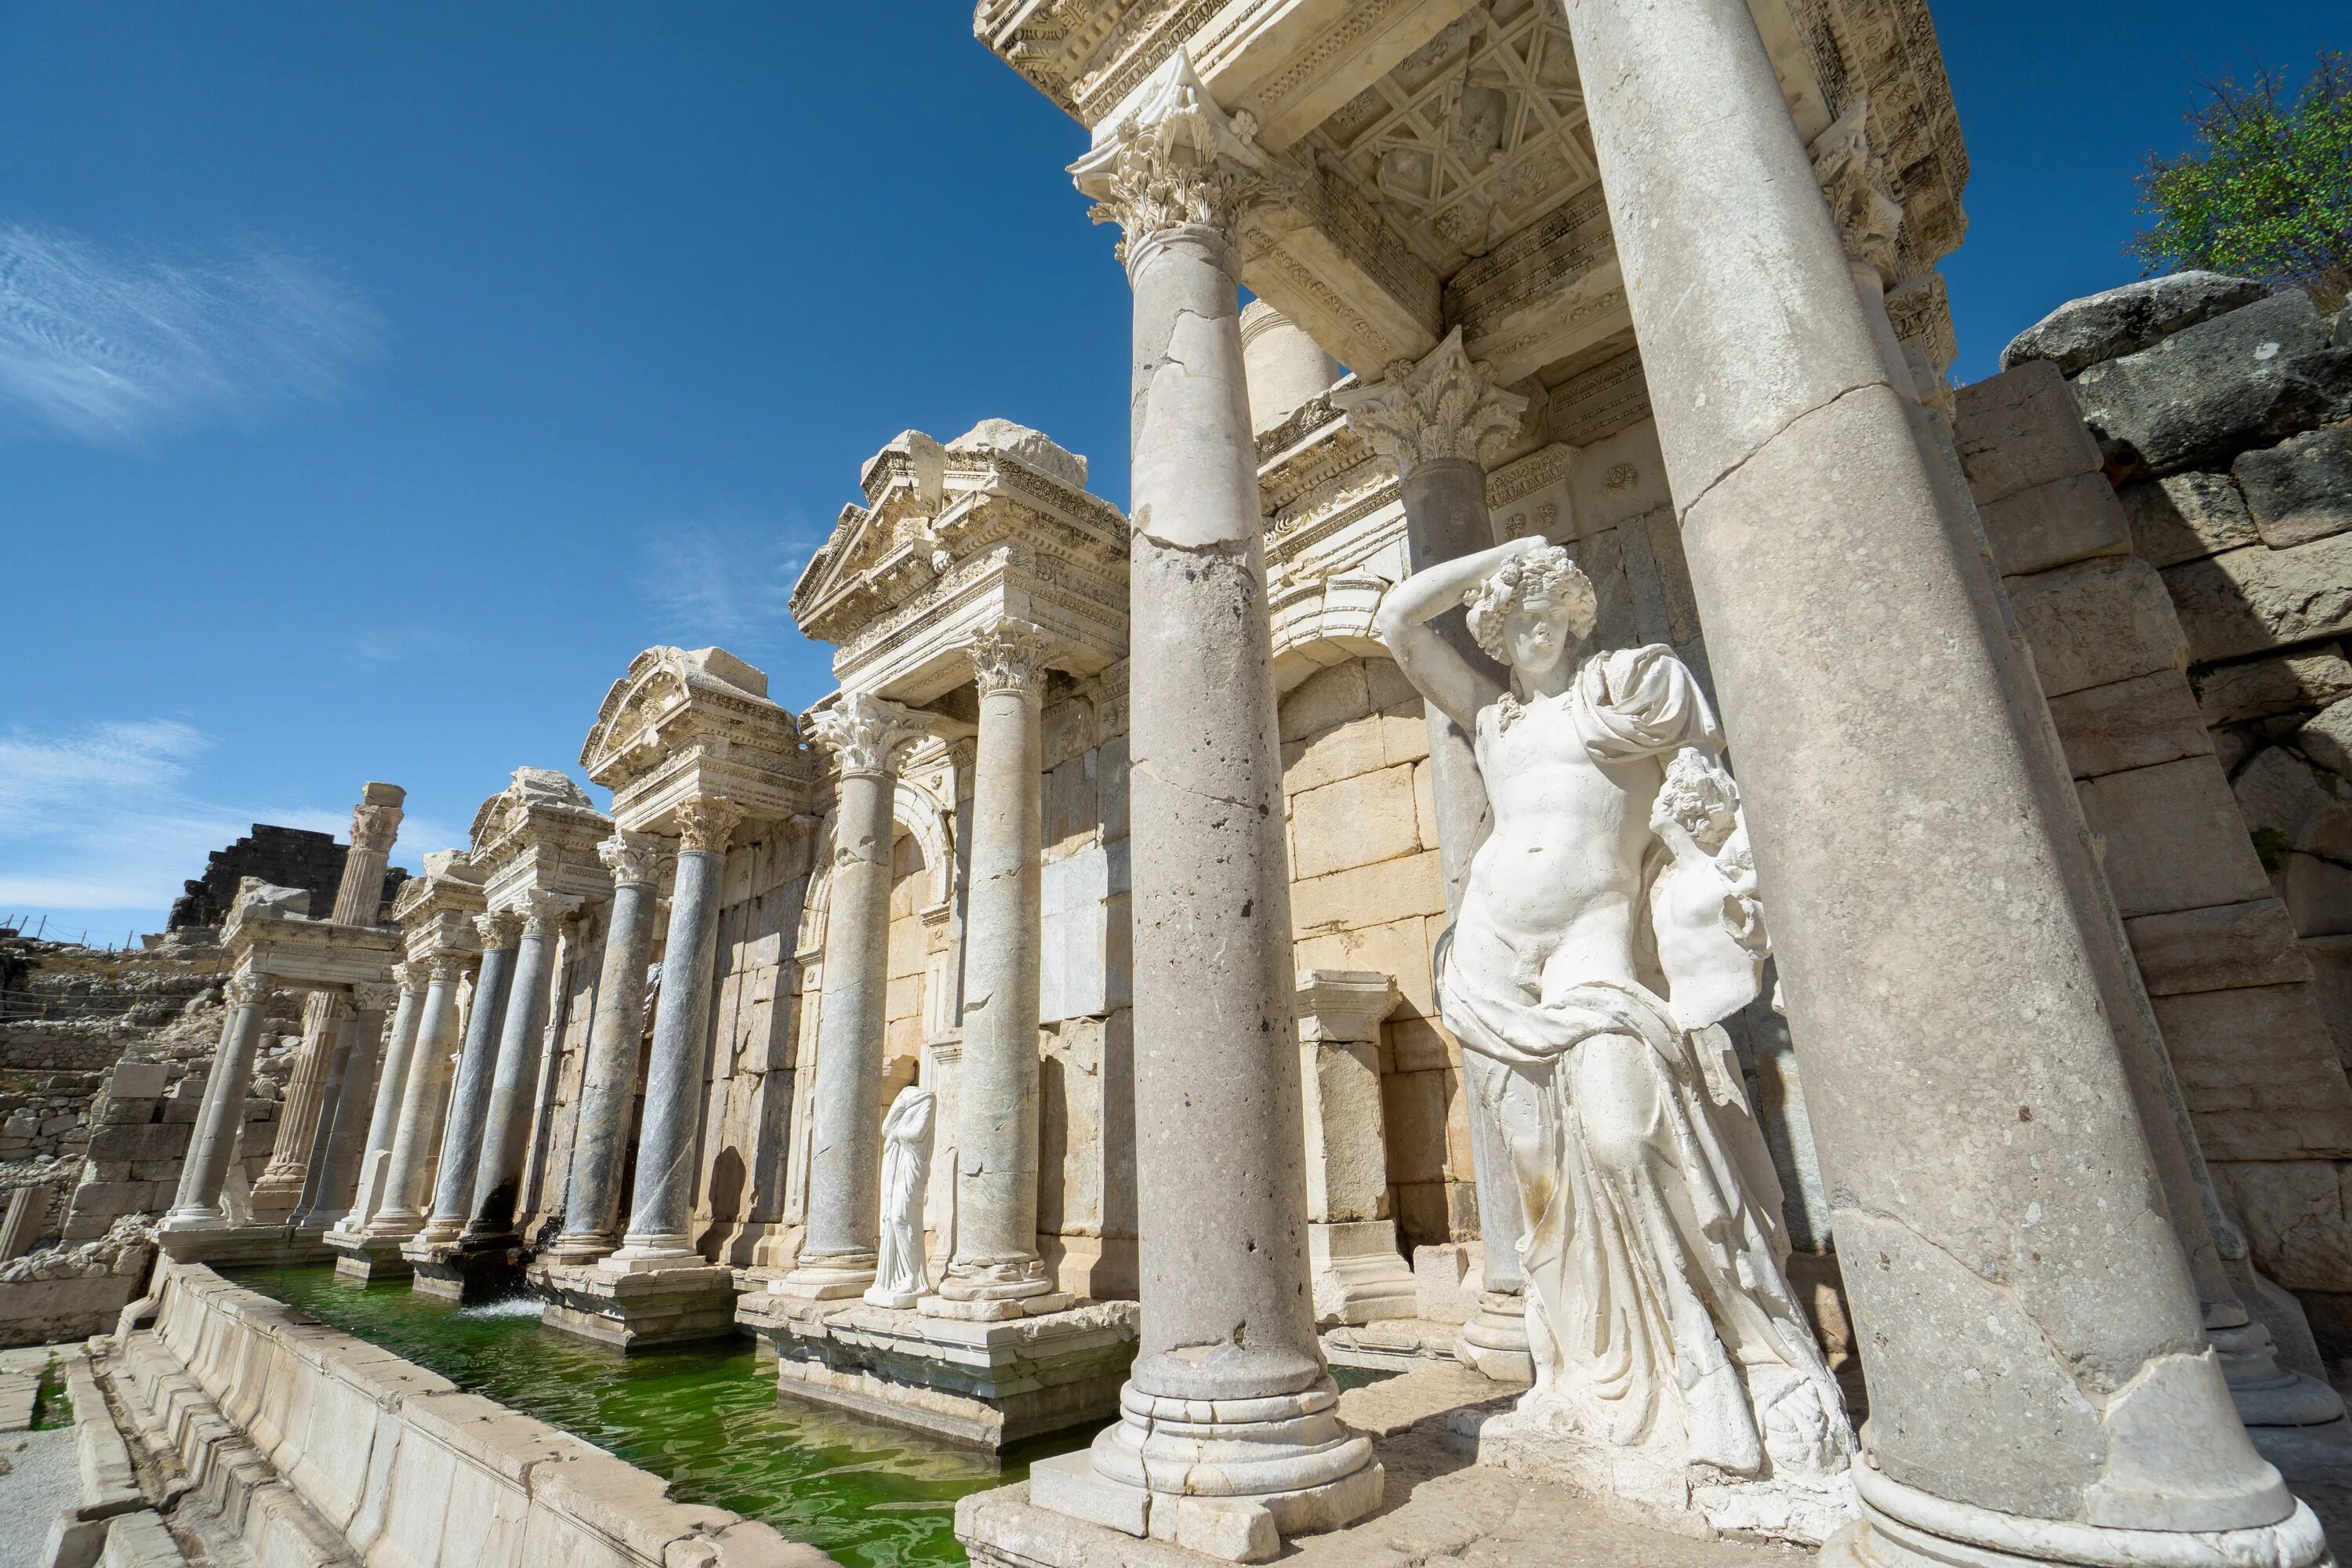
[790,421,1129,705]
[581,644,818,833]
[389,849,489,965]
[466,767,615,912]
[221,889,403,994]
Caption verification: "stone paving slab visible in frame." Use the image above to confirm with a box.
[0,1428,79,1568]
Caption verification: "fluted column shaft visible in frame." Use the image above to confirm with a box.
[468,895,575,1241]
[939,622,1053,1303]
[608,798,739,1264]
[782,695,917,1296]
[554,837,666,1259]
[164,974,270,1227]
[339,969,425,1232]
[370,958,465,1235]
[421,918,518,1241]
[250,993,346,1217]
[1557,0,2308,1562]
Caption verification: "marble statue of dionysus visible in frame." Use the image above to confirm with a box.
[1377,535,1852,1493]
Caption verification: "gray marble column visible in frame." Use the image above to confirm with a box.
[552,834,669,1261]
[1336,329,1533,1377]
[935,619,1055,1308]
[369,954,466,1236]
[297,982,394,1229]
[604,797,739,1266]
[1558,1,2314,1564]
[1052,50,1379,1544]
[162,972,271,1230]
[338,964,425,1235]
[419,913,519,1243]
[779,694,918,1298]
[467,891,579,1241]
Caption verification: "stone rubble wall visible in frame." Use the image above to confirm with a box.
[100,1259,830,1566]
[165,821,407,933]
[1981,274,2352,1346]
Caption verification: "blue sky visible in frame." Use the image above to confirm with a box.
[1,2,2340,943]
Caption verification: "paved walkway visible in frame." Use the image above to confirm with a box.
[0,1427,78,1568]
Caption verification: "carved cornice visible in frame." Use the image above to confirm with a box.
[1332,326,1526,480]
[579,646,813,818]
[1069,49,1268,261]
[1810,96,1903,285]
[597,830,670,890]
[808,694,924,781]
[475,910,524,950]
[673,797,745,856]
[967,617,1058,699]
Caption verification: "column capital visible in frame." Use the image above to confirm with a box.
[1332,327,1528,481]
[673,795,744,855]
[226,971,270,1006]
[1810,96,1904,285]
[597,829,670,889]
[808,691,923,780]
[1068,49,1268,263]
[426,952,470,985]
[349,800,403,857]
[517,888,584,938]
[967,617,1057,700]
[474,909,524,950]
[350,980,399,1014]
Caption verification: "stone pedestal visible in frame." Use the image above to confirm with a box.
[157,1223,337,1269]
[534,1257,739,1349]
[739,1289,1139,1450]
[1455,1289,1533,1382]
[325,1229,414,1283]
[1294,971,1415,1327]
[403,1235,528,1303]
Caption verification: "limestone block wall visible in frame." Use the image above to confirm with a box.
[112,1259,828,1566]
[1955,349,2352,1341]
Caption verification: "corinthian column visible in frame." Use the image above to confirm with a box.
[334,783,406,924]
[468,890,580,1241]
[778,693,922,1298]
[418,912,519,1243]
[931,618,1057,1311]
[1335,328,1533,1378]
[337,964,424,1234]
[604,796,741,1266]
[370,953,466,1236]
[550,832,670,1262]
[162,971,271,1236]
[1031,50,1377,1558]
[1555,2,2318,1566]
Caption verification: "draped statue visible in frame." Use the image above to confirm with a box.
[1377,538,1852,1534]
[864,1085,937,1310]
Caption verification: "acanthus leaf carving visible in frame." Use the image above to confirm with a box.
[1810,95,1904,285]
[807,691,924,781]
[1333,327,1529,481]
[1068,49,1269,260]
[967,617,1058,699]
[672,796,745,856]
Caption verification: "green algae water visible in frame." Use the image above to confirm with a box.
[234,1265,1095,1568]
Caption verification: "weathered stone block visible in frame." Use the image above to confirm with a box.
[2045,670,2212,778]
[1388,1016,1455,1075]
[2154,983,2352,1160]
[1955,361,2103,506]
[1290,766,1424,879]
[2166,534,2352,663]
[2305,933,2352,1069]
[2236,426,2352,549]
[107,1062,169,1100]
[1290,851,1447,932]
[2198,648,2352,726]
[2071,291,2352,479]
[2077,757,2273,916]
[1977,472,2133,576]
[2118,470,2258,568]
[2211,1160,2352,1292]
[1411,1242,1483,1325]
[1279,661,1371,743]
[86,1123,189,1163]
[2002,271,2273,377]
[1379,1069,1454,1187]
[2006,555,2188,696]
[1282,718,1386,795]
[2124,898,2314,994]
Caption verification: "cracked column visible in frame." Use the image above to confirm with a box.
[249,784,403,1219]
[160,971,272,1242]
[930,619,1058,1314]
[368,953,468,1236]
[466,889,580,1244]
[547,832,669,1263]
[1010,49,1378,1562]
[1555,0,2319,1564]
[412,911,518,1250]
[1335,328,1534,1380]
[297,979,397,1229]
[603,796,740,1267]
[778,695,921,1299]
[335,963,425,1236]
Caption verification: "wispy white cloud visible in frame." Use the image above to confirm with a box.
[0,719,410,924]
[0,223,383,446]
[345,625,469,668]
[639,514,825,648]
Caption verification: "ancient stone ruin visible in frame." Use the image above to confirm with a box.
[13,5,2352,1568]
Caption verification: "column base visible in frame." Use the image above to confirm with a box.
[1459,1402,1857,1546]
[917,1290,1077,1322]
[736,1290,1139,1450]
[245,1165,307,1225]
[772,1254,877,1301]
[156,1221,335,1269]
[361,1210,425,1242]
[1456,1288,1534,1382]
[536,1231,617,1268]
[325,1229,414,1283]
[1826,1468,2329,1568]
[402,1235,526,1303]
[1321,1316,1487,1373]
[532,1258,739,1350]
[1308,1220,1417,1327]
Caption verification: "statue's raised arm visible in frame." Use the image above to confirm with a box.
[1374,534,1553,734]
